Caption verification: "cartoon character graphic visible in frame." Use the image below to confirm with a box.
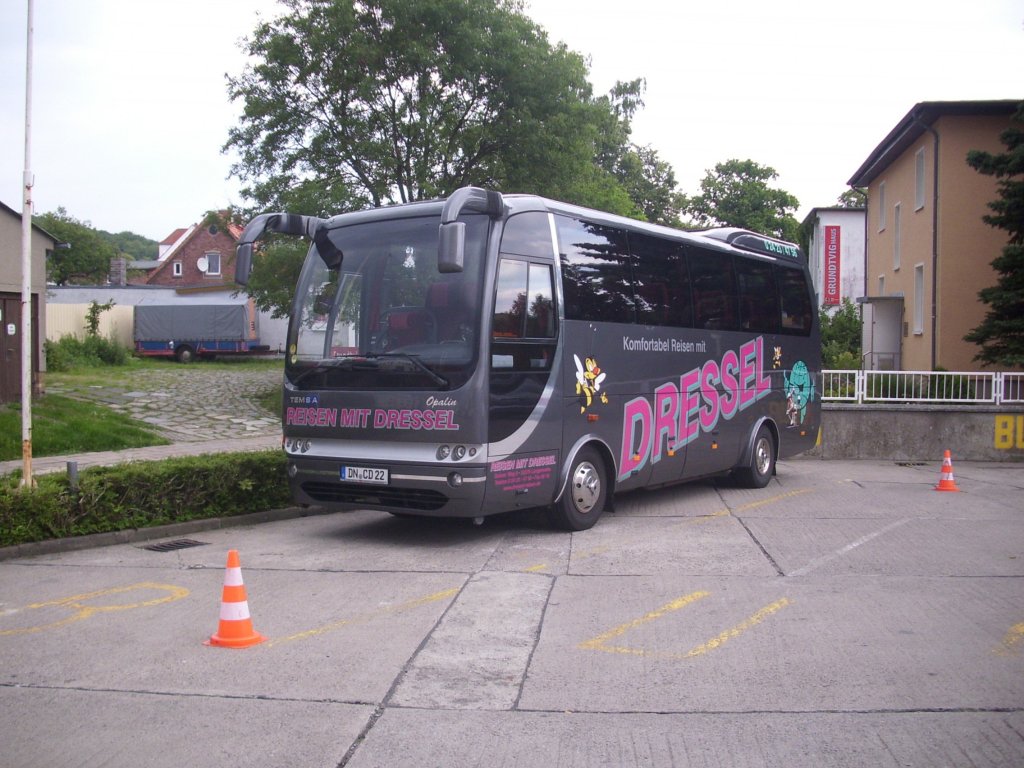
[783,360,816,426]
[574,354,608,414]
[772,346,783,369]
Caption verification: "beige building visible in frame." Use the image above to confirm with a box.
[848,100,1019,372]
[0,201,56,403]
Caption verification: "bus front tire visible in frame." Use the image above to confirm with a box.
[735,424,775,488]
[547,447,607,531]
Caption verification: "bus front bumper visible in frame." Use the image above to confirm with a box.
[287,457,489,518]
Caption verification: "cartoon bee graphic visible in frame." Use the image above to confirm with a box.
[574,354,608,414]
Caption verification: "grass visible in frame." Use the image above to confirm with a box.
[0,394,170,461]
[1,356,283,462]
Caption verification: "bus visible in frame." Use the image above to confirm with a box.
[235,187,820,530]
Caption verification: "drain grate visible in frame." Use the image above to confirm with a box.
[141,538,209,552]
[896,461,927,467]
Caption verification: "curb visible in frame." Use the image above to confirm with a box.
[0,505,337,562]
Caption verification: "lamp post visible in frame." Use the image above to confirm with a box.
[20,0,34,487]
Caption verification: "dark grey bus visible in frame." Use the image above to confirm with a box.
[235,187,821,530]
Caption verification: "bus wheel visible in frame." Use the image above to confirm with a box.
[548,447,607,531]
[175,345,195,363]
[735,424,775,488]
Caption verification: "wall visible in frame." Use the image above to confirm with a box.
[933,114,1014,371]
[46,304,134,347]
[45,286,288,352]
[813,404,1024,461]
[864,112,1014,372]
[807,208,866,308]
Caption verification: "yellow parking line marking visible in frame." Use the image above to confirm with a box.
[578,591,711,654]
[524,564,549,572]
[993,621,1024,656]
[578,592,791,661]
[0,582,190,636]
[682,597,792,658]
[268,587,460,647]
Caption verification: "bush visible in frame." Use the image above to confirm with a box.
[45,334,129,371]
[0,451,291,547]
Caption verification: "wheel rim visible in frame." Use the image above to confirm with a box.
[754,436,772,477]
[570,461,601,515]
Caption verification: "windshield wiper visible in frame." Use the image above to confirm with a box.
[289,354,449,388]
[372,352,449,388]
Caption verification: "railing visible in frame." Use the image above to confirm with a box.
[822,370,1024,405]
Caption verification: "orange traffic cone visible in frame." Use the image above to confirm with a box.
[205,549,265,648]
[934,449,960,492]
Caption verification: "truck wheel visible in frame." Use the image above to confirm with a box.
[547,446,607,531]
[175,345,195,363]
[734,424,775,488]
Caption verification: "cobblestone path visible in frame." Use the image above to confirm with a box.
[46,364,282,443]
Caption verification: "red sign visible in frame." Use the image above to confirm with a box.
[823,225,841,306]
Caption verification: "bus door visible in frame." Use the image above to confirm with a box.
[486,213,562,512]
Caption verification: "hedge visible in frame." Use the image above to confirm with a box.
[0,451,291,547]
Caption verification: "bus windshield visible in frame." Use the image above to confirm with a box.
[288,213,488,390]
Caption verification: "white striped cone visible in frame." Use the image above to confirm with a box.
[934,450,960,492]
[205,549,265,648]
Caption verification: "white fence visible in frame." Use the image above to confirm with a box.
[822,369,1024,405]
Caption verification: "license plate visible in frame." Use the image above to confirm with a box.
[340,465,389,484]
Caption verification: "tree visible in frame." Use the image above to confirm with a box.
[97,230,159,261]
[227,0,687,316]
[35,208,117,286]
[226,0,622,211]
[819,297,862,369]
[836,188,867,208]
[683,159,800,241]
[963,102,1024,367]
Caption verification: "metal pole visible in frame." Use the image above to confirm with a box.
[20,0,35,487]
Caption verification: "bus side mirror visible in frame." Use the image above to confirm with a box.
[235,243,253,285]
[438,221,465,273]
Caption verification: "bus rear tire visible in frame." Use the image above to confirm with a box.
[547,447,607,531]
[175,345,195,364]
[734,424,775,488]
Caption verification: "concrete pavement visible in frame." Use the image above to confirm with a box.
[1,458,1022,767]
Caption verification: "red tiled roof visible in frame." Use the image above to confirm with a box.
[160,228,188,246]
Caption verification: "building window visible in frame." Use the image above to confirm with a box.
[173,261,183,277]
[915,148,926,211]
[878,275,885,295]
[878,182,887,231]
[893,203,902,271]
[204,251,221,276]
[913,264,925,334]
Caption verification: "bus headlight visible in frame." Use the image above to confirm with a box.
[287,463,298,478]
[453,445,466,460]
[437,445,451,460]
[447,472,463,487]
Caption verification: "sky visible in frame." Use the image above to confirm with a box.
[1,0,1021,243]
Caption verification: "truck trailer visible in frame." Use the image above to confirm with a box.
[133,304,270,362]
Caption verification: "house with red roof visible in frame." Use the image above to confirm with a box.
[144,213,245,289]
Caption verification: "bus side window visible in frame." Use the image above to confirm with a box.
[735,258,779,333]
[492,257,556,371]
[555,216,634,323]
[688,247,738,331]
[776,265,813,335]
[628,233,692,328]
[500,212,555,258]
[493,259,528,338]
